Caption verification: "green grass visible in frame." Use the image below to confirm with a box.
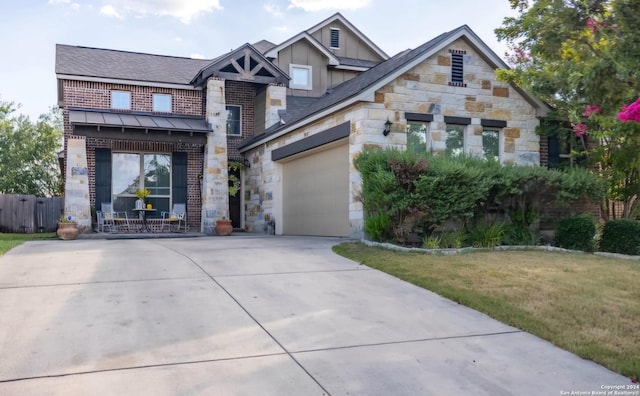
[0,233,56,255]
[333,242,640,379]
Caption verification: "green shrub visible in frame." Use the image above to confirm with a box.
[439,230,467,248]
[502,225,540,246]
[365,213,391,242]
[599,219,640,255]
[554,214,596,252]
[423,235,441,249]
[468,221,505,248]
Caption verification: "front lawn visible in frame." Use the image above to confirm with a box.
[0,233,56,255]
[333,243,640,380]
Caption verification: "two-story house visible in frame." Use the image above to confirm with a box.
[55,13,549,237]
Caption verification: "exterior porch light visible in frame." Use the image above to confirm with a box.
[383,118,392,136]
[243,158,251,168]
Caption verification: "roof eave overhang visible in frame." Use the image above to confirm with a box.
[265,33,340,66]
[306,13,389,60]
[56,74,199,90]
[191,44,290,87]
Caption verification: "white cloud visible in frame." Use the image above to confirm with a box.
[190,53,206,59]
[100,4,122,19]
[48,0,71,4]
[287,0,370,11]
[71,3,80,10]
[97,0,223,24]
[264,2,283,17]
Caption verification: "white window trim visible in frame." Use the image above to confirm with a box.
[152,93,172,113]
[330,28,340,49]
[289,64,313,91]
[226,105,242,136]
[111,91,131,110]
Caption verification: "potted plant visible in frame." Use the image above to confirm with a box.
[56,215,80,240]
[135,188,150,209]
[215,216,233,236]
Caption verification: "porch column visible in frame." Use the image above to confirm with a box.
[64,136,91,230]
[201,77,229,233]
[265,84,287,129]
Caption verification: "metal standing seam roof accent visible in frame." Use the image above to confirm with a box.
[69,109,210,132]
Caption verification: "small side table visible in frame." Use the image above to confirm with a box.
[133,208,157,232]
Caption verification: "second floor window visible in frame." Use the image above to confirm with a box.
[226,105,241,135]
[111,91,131,110]
[153,94,172,112]
[289,64,312,90]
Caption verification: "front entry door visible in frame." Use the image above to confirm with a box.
[229,168,241,228]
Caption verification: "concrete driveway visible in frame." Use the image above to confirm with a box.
[0,235,628,395]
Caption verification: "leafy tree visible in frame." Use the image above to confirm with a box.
[0,101,63,196]
[495,0,640,219]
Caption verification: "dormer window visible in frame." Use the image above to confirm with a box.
[289,64,312,90]
[330,28,340,49]
[111,91,131,110]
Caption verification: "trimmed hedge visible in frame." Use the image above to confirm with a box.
[354,149,603,244]
[554,214,596,252]
[599,220,640,255]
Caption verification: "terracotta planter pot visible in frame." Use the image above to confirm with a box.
[214,220,233,236]
[56,222,79,240]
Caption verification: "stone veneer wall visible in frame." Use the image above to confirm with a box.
[243,38,541,237]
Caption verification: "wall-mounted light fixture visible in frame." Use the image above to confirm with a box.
[383,118,392,136]
[243,158,251,168]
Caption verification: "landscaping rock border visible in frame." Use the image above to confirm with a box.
[360,239,640,260]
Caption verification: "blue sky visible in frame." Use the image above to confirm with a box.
[1,0,518,121]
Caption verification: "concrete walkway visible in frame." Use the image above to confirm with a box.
[0,235,628,395]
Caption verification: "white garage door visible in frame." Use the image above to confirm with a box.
[282,142,350,236]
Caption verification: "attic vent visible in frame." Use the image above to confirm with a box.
[449,49,466,87]
[330,28,340,49]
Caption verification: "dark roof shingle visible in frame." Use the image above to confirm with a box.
[56,44,212,85]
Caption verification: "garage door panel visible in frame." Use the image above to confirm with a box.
[282,143,349,237]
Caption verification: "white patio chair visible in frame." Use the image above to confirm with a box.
[161,203,187,232]
[101,202,130,232]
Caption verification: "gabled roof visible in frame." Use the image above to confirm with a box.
[306,13,388,60]
[264,32,340,66]
[55,44,211,86]
[239,25,550,153]
[252,40,276,54]
[191,43,289,86]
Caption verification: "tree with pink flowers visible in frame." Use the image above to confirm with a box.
[496,0,640,219]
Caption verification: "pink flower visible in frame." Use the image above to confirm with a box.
[514,47,531,61]
[618,97,640,123]
[573,123,588,137]
[586,17,604,33]
[583,105,601,117]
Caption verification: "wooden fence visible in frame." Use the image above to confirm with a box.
[0,194,64,233]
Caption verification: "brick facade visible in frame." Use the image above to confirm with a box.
[61,80,207,231]
[225,80,256,160]
[61,80,204,115]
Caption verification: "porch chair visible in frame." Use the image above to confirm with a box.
[101,202,130,233]
[161,203,187,232]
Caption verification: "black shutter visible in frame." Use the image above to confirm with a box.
[95,148,112,206]
[172,152,188,206]
[547,134,560,168]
